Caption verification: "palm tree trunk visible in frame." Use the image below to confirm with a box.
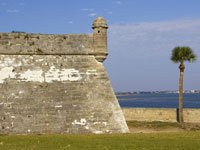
[179,63,185,123]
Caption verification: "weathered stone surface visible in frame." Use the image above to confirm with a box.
[0,33,93,55]
[0,17,129,134]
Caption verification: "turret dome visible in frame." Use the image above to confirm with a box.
[92,17,108,29]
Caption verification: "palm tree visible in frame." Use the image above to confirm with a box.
[171,46,197,123]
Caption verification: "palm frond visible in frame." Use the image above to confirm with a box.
[171,46,197,63]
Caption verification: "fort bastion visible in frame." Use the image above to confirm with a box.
[0,17,129,134]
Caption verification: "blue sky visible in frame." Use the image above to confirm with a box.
[1,0,200,91]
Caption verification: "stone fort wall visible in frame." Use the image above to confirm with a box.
[0,17,129,134]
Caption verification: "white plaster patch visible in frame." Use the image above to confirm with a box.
[0,58,82,83]
[45,66,82,82]
[72,119,87,126]
[22,58,29,64]
[36,59,44,62]
[80,44,85,48]
[55,105,62,108]
[0,57,21,67]
[93,122,107,126]
[103,122,107,126]
[0,67,16,83]
[84,125,89,130]
[93,122,99,125]
[86,69,98,75]
[20,69,44,82]
[19,90,24,94]
[93,131,103,134]
[1,57,15,66]
[106,130,110,133]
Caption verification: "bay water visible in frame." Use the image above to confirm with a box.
[117,93,200,108]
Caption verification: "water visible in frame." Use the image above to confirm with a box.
[117,93,200,108]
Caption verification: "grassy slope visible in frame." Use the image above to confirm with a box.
[0,132,200,150]
[127,121,200,130]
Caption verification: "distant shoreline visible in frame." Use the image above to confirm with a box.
[116,91,200,96]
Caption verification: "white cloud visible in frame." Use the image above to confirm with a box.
[106,19,200,91]
[6,9,20,13]
[81,8,97,17]
[88,13,97,17]
[109,19,200,56]
[81,8,95,12]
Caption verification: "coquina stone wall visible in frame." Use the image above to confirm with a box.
[123,108,200,123]
[0,17,129,134]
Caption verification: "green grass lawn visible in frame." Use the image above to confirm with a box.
[0,132,200,150]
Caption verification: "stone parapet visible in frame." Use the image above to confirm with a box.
[0,17,109,63]
[0,33,93,55]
